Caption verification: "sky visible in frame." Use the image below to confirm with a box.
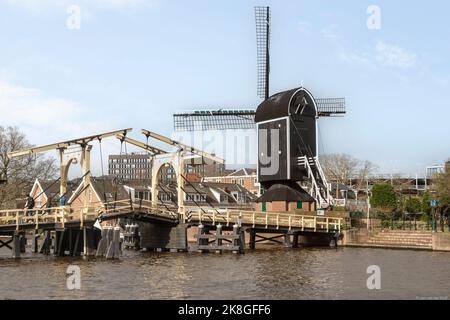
[0,0,450,178]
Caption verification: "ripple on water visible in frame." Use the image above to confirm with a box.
[1,246,450,299]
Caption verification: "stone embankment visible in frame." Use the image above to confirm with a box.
[341,229,450,251]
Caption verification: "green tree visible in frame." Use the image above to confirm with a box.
[433,165,450,216]
[371,183,397,211]
[421,190,431,215]
[404,197,421,213]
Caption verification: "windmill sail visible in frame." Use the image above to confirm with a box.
[255,6,271,100]
[173,98,345,131]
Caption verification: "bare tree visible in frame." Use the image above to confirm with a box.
[320,153,359,183]
[0,126,58,208]
[355,160,378,190]
[320,153,378,188]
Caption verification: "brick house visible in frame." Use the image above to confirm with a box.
[68,177,130,212]
[255,182,316,213]
[29,179,79,208]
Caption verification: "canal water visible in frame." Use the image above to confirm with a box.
[1,246,449,300]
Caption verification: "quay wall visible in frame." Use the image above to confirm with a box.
[341,229,450,251]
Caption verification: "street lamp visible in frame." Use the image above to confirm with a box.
[430,191,437,232]
[366,176,370,230]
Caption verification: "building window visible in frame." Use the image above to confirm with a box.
[262,201,266,212]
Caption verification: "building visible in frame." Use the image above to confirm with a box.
[68,177,130,212]
[108,153,225,182]
[123,181,257,207]
[29,179,79,208]
[426,165,445,179]
[186,160,226,177]
[203,168,260,196]
[108,153,151,180]
[255,182,316,212]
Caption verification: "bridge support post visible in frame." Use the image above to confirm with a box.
[96,227,109,257]
[105,227,121,259]
[215,224,222,254]
[284,233,293,248]
[232,224,243,254]
[71,229,83,257]
[83,227,97,257]
[40,230,51,255]
[239,228,245,254]
[19,232,27,253]
[292,232,299,248]
[31,230,40,253]
[55,230,67,256]
[196,224,206,253]
[249,229,256,249]
[12,231,21,258]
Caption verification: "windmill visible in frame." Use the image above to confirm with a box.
[173,6,346,209]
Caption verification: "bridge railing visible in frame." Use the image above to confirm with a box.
[0,199,181,230]
[189,209,341,232]
[100,199,179,221]
[0,207,69,230]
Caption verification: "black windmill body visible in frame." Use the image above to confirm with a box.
[256,87,333,208]
[256,87,318,185]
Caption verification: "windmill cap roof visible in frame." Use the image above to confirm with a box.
[255,87,318,123]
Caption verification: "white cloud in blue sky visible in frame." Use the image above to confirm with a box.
[0,0,158,11]
[339,41,417,70]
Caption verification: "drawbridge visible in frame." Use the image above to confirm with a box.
[0,128,341,258]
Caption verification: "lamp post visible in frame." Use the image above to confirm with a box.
[366,176,370,230]
[430,192,437,232]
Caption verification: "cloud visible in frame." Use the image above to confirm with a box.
[375,41,417,68]
[339,51,372,66]
[298,21,311,35]
[0,81,121,176]
[0,0,158,12]
[339,41,417,70]
[321,24,341,41]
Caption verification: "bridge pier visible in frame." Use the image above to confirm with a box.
[83,227,98,256]
[96,227,110,257]
[297,232,340,247]
[54,228,90,257]
[139,222,188,252]
[293,232,299,248]
[192,224,244,254]
[31,230,40,253]
[249,229,256,249]
[284,233,292,248]
[39,230,52,255]
[105,227,121,259]
[123,224,140,250]
[12,231,21,258]
[54,230,66,256]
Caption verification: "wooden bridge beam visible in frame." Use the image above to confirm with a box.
[0,238,12,250]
